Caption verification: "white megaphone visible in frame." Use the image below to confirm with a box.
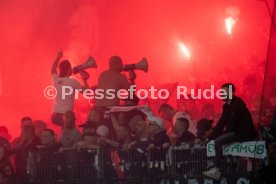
[123,58,148,73]
[73,56,97,80]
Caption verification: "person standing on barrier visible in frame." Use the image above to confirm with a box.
[51,50,90,128]
[203,83,257,180]
[94,56,136,107]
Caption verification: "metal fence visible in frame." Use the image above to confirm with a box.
[11,144,266,184]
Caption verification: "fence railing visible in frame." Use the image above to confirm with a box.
[11,143,267,184]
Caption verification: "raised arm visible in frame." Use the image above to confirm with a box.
[51,50,63,75]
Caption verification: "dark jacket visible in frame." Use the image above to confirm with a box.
[212,96,257,140]
[11,136,41,172]
[176,131,196,145]
[271,109,276,137]
[150,130,170,148]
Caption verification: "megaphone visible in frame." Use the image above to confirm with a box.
[73,56,97,80]
[123,58,148,73]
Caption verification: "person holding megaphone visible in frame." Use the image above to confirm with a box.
[50,50,94,128]
[95,56,148,107]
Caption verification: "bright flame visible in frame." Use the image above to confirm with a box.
[225,17,236,35]
[178,42,190,60]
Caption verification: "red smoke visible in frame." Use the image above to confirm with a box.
[0,0,273,138]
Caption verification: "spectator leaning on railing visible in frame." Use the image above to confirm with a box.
[171,117,195,146]
[11,125,41,183]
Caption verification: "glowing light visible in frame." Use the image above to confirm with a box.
[178,42,190,60]
[225,17,236,35]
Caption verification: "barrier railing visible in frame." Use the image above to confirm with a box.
[11,143,267,184]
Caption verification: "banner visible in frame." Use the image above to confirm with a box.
[206,140,267,159]
[181,176,251,184]
[107,106,138,112]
